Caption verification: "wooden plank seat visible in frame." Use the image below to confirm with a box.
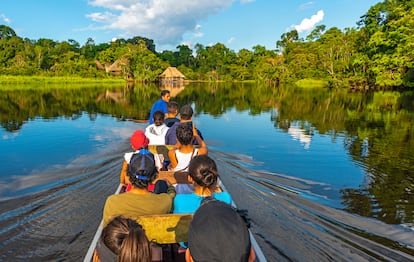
[148,145,173,160]
[155,170,191,184]
[148,144,200,162]
[136,214,193,244]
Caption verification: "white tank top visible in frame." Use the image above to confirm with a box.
[173,148,199,171]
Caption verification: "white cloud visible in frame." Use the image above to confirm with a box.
[87,0,233,45]
[194,32,204,38]
[227,37,235,44]
[1,14,11,24]
[294,10,324,33]
[239,0,255,3]
[298,2,314,11]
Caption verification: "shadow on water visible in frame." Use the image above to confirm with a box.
[1,146,414,261]
[209,151,414,262]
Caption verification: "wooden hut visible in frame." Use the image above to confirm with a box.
[158,67,185,86]
[94,59,125,75]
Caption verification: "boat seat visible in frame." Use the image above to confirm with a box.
[148,145,173,160]
[136,214,193,244]
[148,144,200,162]
[155,170,191,184]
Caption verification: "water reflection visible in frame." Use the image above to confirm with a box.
[287,123,313,149]
[0,83,413,226]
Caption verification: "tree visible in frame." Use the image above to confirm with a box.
[175,44,194,67]
[127,36,156,53]
[306,25,326,41]
[358,0,414,88]
[0,24,16,40]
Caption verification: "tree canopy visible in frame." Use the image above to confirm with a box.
[0,0,412,89]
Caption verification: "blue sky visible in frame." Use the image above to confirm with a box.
[1,0,381,52]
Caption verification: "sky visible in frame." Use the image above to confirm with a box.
[1,0,381,52]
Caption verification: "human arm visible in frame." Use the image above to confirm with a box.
[168,149,178,169]
[192,124,208,155]
[165,127,176,145]
[164,179,176,197]
[119,160,129,185]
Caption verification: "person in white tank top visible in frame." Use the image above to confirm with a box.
[168,123,207,171]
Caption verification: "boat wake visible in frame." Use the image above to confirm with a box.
[1,147,413,261]
[0,146,125,261]
[210,150,414,261]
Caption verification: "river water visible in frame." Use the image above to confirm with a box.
[0,83,413,261]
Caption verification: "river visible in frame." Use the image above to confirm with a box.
[0,83,413,261]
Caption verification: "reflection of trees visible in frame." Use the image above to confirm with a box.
[0,83,160,131]
[1,83,413,225]
[339,92,414,224]
[263,86,414,225]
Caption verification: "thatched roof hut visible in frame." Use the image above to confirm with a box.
[94,59,124,75]
[158,67,185,86]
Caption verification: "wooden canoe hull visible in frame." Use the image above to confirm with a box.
[83,146,267,261]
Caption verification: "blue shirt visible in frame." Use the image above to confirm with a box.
[149,98,168,124]
[173,192,232,213]
[165,121,204,145]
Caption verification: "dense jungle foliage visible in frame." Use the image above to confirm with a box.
[0,0,413,90]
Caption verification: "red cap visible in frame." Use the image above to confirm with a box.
[130,130,149,150]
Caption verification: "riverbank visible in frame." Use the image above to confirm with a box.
[0,75,126,89]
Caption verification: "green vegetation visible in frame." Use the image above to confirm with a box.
[295,79,329,88]
[0,0,413,90]
[0,75,125,85]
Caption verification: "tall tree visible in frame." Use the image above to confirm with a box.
[0,24,16,40]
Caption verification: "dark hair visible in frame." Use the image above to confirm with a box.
[153,110,165,121]
[102,216,151,262]
[176,123,193,145]
[188,155,218,191]
[161,89,170,97]
[127,151,157,189]
[167,101,179,114]
[179,105,193,120]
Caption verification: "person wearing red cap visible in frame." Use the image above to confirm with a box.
[119,130,161,191]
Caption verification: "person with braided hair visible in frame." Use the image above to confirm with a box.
[173,155,231,214]
[95,216,152,262]
[102,151,175,226]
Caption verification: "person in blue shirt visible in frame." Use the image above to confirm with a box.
[149,89,170,124]
[165,104,204,145]
[173,155,232,214]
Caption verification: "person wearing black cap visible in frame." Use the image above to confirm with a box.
[102,152,175,226]
[165,104,204,145]
[185,199,256,262]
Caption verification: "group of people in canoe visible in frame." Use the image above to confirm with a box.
[94,90,256,262]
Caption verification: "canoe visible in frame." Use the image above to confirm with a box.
[83,146,267,262]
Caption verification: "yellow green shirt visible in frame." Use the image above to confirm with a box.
[103,187,175,226]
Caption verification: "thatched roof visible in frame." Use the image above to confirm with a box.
[94,59,124,73]
[159,67,185,78]
[94,60,105,70]
[105,59,124,73]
